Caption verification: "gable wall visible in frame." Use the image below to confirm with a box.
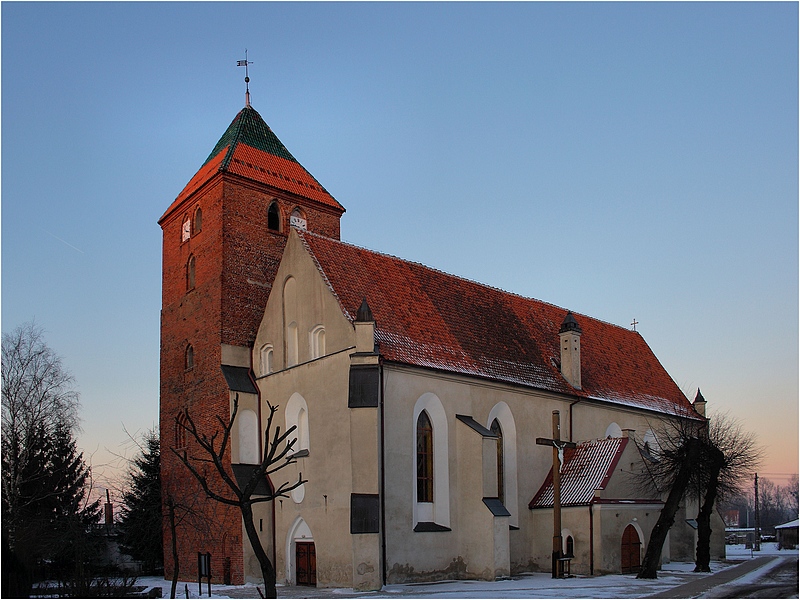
[253,231,364,587]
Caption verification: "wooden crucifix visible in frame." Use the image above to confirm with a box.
[536,410,576,578]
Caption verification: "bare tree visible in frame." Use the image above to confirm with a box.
[2,322,81,549]
[634,403,762,578]
[172,395,305,598]
[693,412,761,572]
[636,425,704,579]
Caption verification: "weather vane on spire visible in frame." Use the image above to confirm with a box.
[237,50,253,107]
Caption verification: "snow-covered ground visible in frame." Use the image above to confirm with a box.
[134,544,798,599]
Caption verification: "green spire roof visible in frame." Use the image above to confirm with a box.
[203,105,298,167]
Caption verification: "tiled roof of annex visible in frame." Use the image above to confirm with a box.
[297,229,697,417]
[529,437,628,508]
[160,106,344,222]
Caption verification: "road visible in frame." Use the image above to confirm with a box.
[702,555,798,599]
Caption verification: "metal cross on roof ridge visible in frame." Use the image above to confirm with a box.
[237,49,253,107]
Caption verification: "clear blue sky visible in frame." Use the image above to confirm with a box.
[3,2,797,492]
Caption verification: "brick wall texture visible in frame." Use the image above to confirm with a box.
[160,169,342,584]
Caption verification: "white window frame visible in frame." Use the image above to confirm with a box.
[487,401,519,527]
[259,344,273,376]
[286,393,310,503]
[412,393,450,528]
[309,325,325,359]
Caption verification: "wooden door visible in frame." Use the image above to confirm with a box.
[620,524,641,574]
[295,542,317,586]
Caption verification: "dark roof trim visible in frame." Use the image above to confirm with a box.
[221,365,258,394]
[456,414,497,438]
[483,497,511,517]
[413,522,452,533]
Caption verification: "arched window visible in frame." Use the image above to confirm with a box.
[238,408,259,465]
[416,411,434,503]
[286,393,310,453]
[290,208,307,230]
[287,322,299,367]
[187,255,196,291]
[286,393,310,504]
[175,412,188,449]
[605,422,623,438]
[487,402,519,526]
[185,344,194,370]
[309,326,325,359]
[565,535,575,558]
[412,393,450,528]
[491,418,505,504]
[260,344,273,376]
[268,202,281,231]
[193,207,202,233]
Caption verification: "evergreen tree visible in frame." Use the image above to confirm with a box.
[2,323,100,582]
[118,428,163,573]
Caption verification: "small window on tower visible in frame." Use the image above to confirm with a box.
[194,207,202,233]
[187,256,196,291]
[175,412,188,449]
[268,202,281,231]
[185,344,194,370]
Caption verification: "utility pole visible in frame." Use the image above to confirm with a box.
[754,473,761,551]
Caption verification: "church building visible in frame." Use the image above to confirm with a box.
[159,101,724,589]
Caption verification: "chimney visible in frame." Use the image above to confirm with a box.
[104,489,113,528]
[354,298,377,354]
[693,388,707,417]
[559,312,582,389]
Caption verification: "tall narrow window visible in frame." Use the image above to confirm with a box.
[187,255,196,290]
[565,535,575,558]
[175,412,188,449]
[416,411,434,503]
[193,207,202,233]
[491,418,505,504]
[297,408,308,451]
[287,322,299,367]
[185,344,194,370]
[268,202,281,231]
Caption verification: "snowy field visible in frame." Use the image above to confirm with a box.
[134,544,798,599]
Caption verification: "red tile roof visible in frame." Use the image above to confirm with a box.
[160,106,344,223]
[529,438,627,508]
[298,230,697,417]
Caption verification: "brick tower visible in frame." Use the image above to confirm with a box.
[158,104,344,584]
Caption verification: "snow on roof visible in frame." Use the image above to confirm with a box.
[298,229,697,417]
[529,437,627,508]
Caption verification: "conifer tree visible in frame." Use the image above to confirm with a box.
[118,428,163,573]
[2,323,99,582]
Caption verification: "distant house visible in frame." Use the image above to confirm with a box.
[775,519,798,549]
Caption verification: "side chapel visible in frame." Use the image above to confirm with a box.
[159,102,725,589]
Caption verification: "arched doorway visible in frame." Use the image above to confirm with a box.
[621,524,641,574]
[287,518,316,586]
